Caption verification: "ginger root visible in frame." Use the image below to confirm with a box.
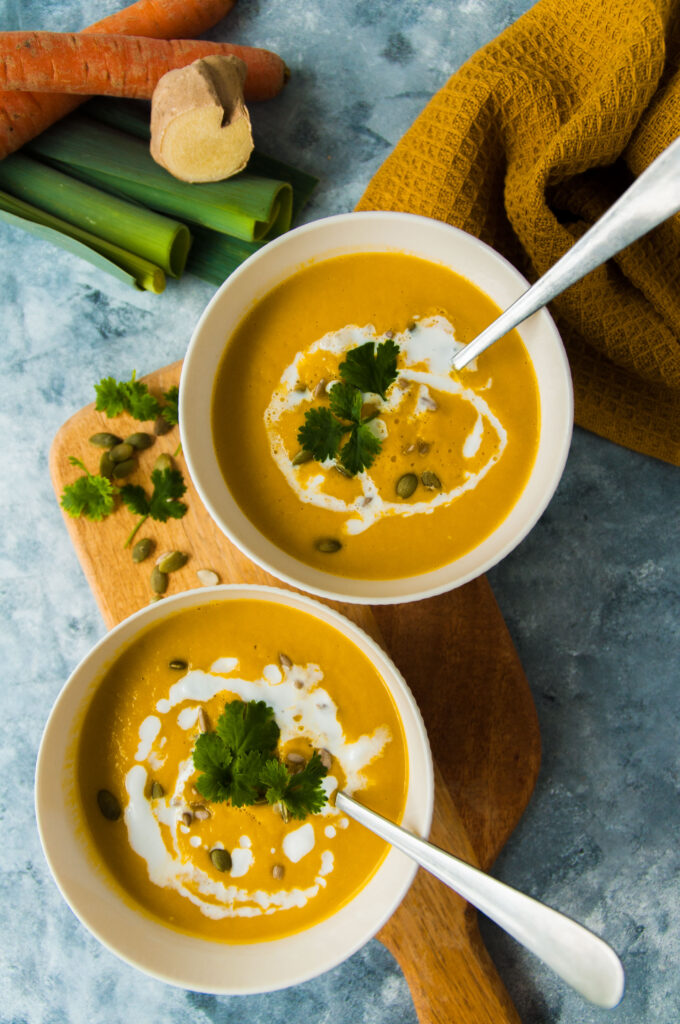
[150,55,254,183]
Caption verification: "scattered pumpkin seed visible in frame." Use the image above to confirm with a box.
[89,431,122,449]
[197,707,210,732]
[315,537,342,554]
[421,471,442,489]
[417,440,431,455]
[109,442,134,463]
[151,566,168,595]
[272,864,285,880]
[132,537,154,563]
[97,789,121,821]
[210,848,232,872]
[124,431,154,450]
[182,810,193,827]
[155,550,172,566]
[112,458,137,479]
[196,568,220,587]
[396,473,418,499]
[153,452,174,473]
[193,806,211,820]
[99,451,115,479]
[286,752,305,765]
[333,463,352,478]
[291,449,313,466]
[279,652,292,669]
[274,801,290,823]
[407,320,417,331]
[169,659,188,671]
[157,550,188,574]
[318,748,332,770]
[313,378,328,398]
[150,781,164,799]
[154,415,172,436]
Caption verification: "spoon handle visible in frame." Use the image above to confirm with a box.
[452,133,680,369]
[336,791,624,1009]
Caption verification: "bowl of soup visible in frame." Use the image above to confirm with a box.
[35,585,433,993]
[181,212,573,603]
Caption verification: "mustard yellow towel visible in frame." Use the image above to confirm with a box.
[357,0,680,465]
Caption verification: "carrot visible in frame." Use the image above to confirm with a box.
[0,0,238,160]
[0,33,287,104]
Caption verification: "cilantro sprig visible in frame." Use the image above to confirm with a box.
[60,456,118,522]
[95,371,178,425]
[193,700,329,821]
[119,467,188,547]
[297,339,399,476]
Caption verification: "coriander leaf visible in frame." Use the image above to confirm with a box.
[339,422,382,476]
[161,385,179,426]
[118,483,149,518]
[94,371,161,422]
[229,750,267,807]
[193,732,234,803]
[262,753,328,820]
[217,699,280,757]
[339,339,399,400]
[94,376,128,417]
[329,381,363,422]
[60,456,117,521]
[147,468,187,522]
[297,406,345,462]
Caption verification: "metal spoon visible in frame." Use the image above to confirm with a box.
[452,134,680,370]
[336,790,625,1009]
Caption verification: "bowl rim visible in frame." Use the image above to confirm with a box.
[180,211,573,604]
[35,583,434,994]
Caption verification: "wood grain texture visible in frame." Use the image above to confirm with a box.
[50,361,541,1024]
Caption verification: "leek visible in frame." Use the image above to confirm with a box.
[186,229,263,286]
[29,116,293,242]
[0,153,190,278]
[0,189,165,293]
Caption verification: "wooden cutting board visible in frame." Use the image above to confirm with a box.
[50,361,541,1024]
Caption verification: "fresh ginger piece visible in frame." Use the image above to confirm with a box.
[150,55,253,183]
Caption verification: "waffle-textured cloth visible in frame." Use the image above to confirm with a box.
[357,0,680,464]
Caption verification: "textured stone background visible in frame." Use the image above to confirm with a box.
[1,1,678,1022]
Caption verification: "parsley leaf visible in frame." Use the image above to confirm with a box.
[161,385,179,426]
[339,339,399,400]
[297,406,346,462]
[261,752,328,820]
[60,456,117,522]
[329,381,363,422]
[192,700,329,819]
[94,371,162,422]
[216,700,280,758]
[119,467,187,546]
[339,422,382,475]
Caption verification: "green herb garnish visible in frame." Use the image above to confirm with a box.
[193,699,329,820]
[95,370,162,421]
[119,466,187,547]
[60,456,117,521]
[160,385,179,426]
[297,339,399,476]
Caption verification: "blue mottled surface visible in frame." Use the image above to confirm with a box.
[1,1,679,1022]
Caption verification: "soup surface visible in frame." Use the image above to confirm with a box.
[78,599,408,943]
[212,252,541,579]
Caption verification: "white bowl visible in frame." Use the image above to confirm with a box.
[35,585,433,994]
[180,212,573,604]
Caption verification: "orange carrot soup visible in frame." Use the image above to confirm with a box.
[212,252,540,579]
[78,599,408,942]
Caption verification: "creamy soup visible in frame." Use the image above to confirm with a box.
[78,600,408,943]
[212,252,540,579]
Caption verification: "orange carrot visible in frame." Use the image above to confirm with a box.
[0,0,238,160]
[0,32,287,103]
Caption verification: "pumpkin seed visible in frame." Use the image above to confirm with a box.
[396,473,418,499]
[274,801,290,823]
[272,863,285,880]
[89,431,122,449]
[112,458,136,479]
[291,449,313,466]
[124,431,154,450]
[154,415,172,436]
[197,568,220,587]
[197,708,210,733]
[421,471,442,490]
[318,748,332,770]
[151,566,168,594]
[193,806,211,820]
[109,442,134,463]
[333,463,352,478]
[153,452,174,473]
[132,537,154,563]
[279,652,292,669]
[182,810,193,827]
[97,789,121,821]
[99,451,115,479]
[157,550,188,574]
[417,440,431,455]
[313,378,328,398]
[169,659,188,671]
[315,537,342,554]
[286,752,305,765]
[150,781,164,799]
[210,848,232,872]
